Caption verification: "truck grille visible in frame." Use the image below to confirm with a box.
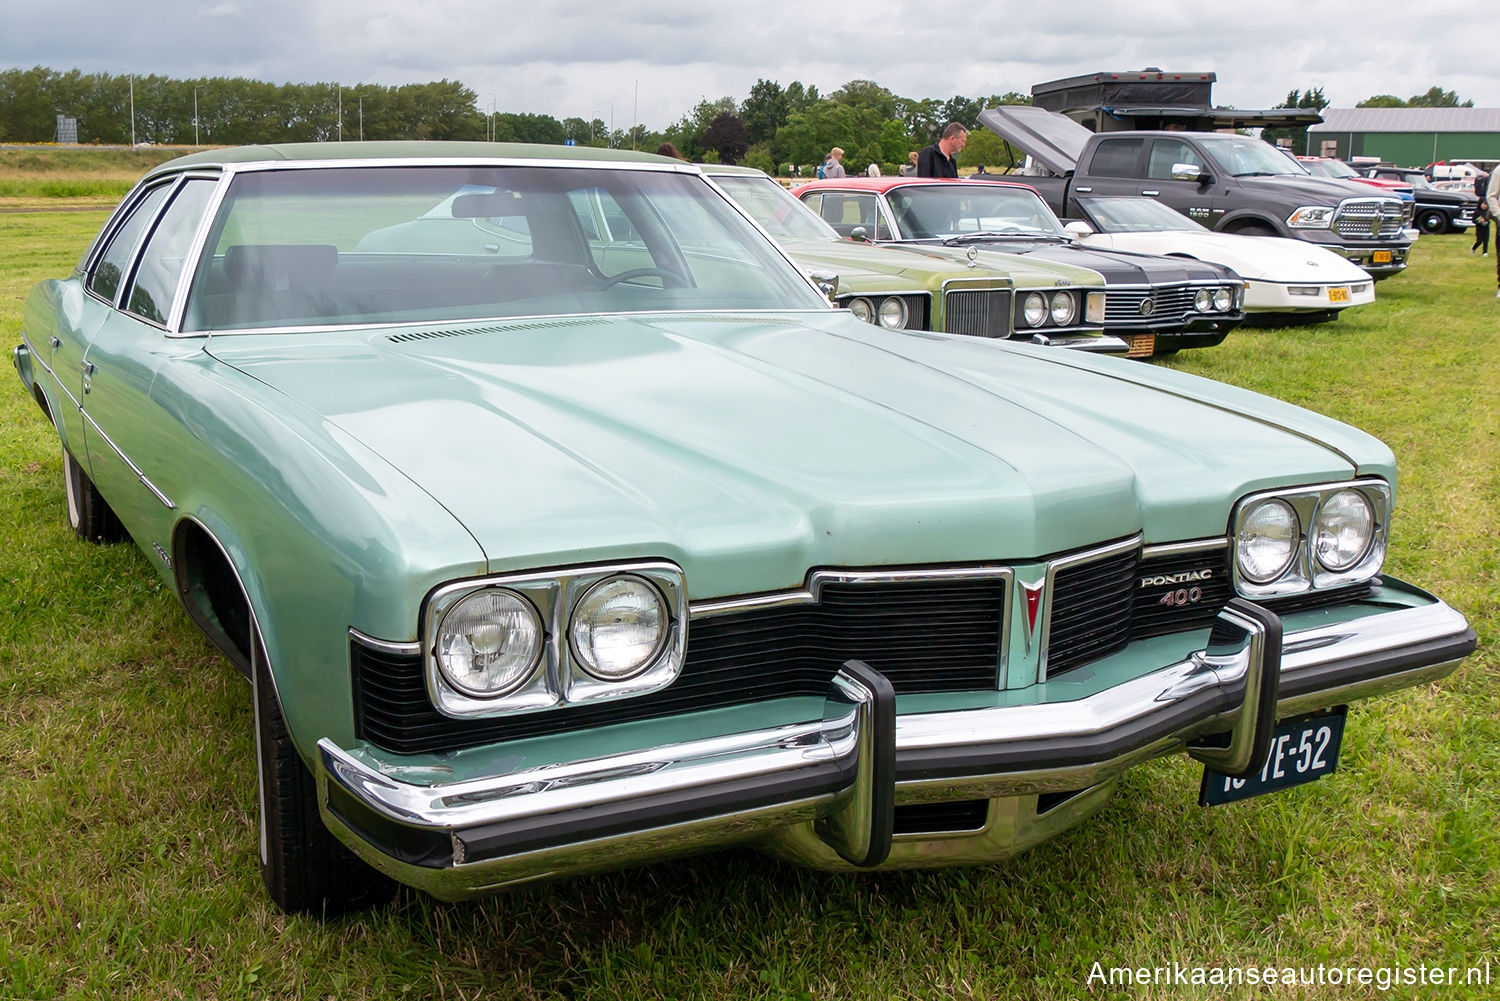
[1333,199,1407,238]
[350,541,1367,754]
[942,288,1014,337]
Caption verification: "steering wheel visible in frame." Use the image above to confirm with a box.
[597,267,684,289]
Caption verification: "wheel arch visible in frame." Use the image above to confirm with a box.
[172,514,263,679]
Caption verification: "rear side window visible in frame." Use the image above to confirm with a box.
[125,179,217,326]
[1087,138,1146,178]
[88,184,172,303]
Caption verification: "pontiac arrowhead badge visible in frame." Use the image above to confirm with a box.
[1021,581,1045,654]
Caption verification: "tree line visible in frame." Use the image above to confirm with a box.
[0,66,1032,174]
[0,66,1476,175]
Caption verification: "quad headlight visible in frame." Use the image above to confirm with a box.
[569,575,669,681]
[845,295,913,329]
[435,589,544,697]
[1231,481,1389,596]
[1049,291,1076,326]
[1023,292,1048,327]
[425,562,687,716]
[1213,287,1233,312]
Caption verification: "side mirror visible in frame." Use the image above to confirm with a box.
[1063,220,1094,240]
[806,269,840,302]
[1171,163,1210,184]
[849,226,870,243]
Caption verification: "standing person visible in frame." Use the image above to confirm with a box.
[899,151,919,176]
[655,142,688,161]
[1488,170,1500,297]
[917,123,967,178]
[1471,172,1490,257]
[824,147,847,178]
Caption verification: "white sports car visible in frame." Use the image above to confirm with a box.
[1063,196,1375,322]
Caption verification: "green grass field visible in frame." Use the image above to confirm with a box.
[0,172,1496,999]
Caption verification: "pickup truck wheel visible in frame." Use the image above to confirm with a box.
[254,633,397,916]
[62,446,127,543]
[1230,224,1277,237]
[1417,210,1448,234]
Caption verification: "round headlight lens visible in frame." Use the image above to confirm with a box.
[569,575,669,681]
[1023,292,1047,327]
[1237,499,1300,584]
[1314,489,1374,571]
[1213,287,1233,311]
[1194,289,1213,312]
[877,296,909,329]
[436,589,544,697]
[1049,291,1076,326]
[847,297,873,323]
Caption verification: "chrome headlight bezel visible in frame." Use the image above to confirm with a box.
[1049,291,1076,326]
[847,297,874,323]
[877,296,909,329]
[1022,291,1048,327]
[424,561,687,718]
[1230,480,1390,597]
[1212,287,1233,312]
[1194,288,1214,313]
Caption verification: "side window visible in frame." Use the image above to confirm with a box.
[87,184,172,303]
[125,179,217,326]
[815,192,881,237]
[1147,140,1202,179]
[798,192,823,218]
[1087,138,1146,178]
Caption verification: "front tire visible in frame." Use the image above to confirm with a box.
[1418,210,1448,234]
[62,446,127,543]
[1230,223,1277,238]
[253,633,397,916]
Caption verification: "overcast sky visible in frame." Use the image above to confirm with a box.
[4,0,1497,133]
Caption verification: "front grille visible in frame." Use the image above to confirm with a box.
[350,543,1370,753]
[942,288,1013,337]
[1333,199,1407,238]
[354,576,1006,754]
[1046,546,1138,675]
[1102,284,1205,326]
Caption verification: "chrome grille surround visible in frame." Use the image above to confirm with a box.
[1332,198,1407,238]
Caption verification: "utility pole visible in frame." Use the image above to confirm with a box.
[129,74,136,148]
[359,96,363,141]
[193,86,199,147]
[337,85,343,141]
[632,79,638,150]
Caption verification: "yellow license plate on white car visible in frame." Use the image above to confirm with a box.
[1372,251,1392,264]
[1328,287,1350,303]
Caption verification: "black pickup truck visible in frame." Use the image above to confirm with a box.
[1364,166,1476,235]
[981,106,1413,279]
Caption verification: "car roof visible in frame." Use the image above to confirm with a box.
[153,141,679,174]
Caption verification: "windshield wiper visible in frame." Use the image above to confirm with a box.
[942,232,1054,245]
[1233,171,1284,178]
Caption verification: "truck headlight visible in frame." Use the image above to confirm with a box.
[435,589,545,697]
[1287,205,1334,229]
[569,575,669,681]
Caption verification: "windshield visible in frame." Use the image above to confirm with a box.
[1077,196,1206,233]
[181,164,826,331]
[1302,159,1359,179]
[885,184,1066,241]
[1198,137,1308,177]
[713,173,839,241]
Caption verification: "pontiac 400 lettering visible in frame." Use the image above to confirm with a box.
[14,142,1475,915]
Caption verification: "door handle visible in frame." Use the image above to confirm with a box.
[1141,190,1161,197]
[81,361,96,375]
[49,336,61,350]
[1074,186,1092,193]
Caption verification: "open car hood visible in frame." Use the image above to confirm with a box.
[978,106,1095,176]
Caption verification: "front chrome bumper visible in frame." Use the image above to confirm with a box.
[317,592,1474,900]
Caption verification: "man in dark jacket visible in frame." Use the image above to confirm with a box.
[917,123,967,178]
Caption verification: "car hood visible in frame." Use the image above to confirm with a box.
[1234,173,1401,206]
[207,313,1390,599]
[778,237,1106,290]
[894,239,1234,284]
[1081,231,1370,284]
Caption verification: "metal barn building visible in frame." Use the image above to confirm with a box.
[1308,108,1500,168]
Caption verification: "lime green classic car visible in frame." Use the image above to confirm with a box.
[701,165,1124,354]
[14,143,1475,916]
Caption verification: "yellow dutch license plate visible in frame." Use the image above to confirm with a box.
[1372,250,1393,264]
[1126,333,1156,358]
[1328,286,1350,303]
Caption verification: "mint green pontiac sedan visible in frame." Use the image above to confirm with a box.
[14,142,1475,916]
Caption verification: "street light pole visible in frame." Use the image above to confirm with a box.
[606,101,614,147]
[193,86,198,147]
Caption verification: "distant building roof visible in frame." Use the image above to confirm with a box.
[1311,108,1500,133]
